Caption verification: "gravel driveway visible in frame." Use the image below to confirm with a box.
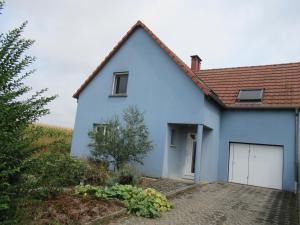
[109,182,298,225]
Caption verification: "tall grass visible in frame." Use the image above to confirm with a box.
[29,123,73,154]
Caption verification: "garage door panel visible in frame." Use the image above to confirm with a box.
[228,143,283,190]
[248,145,283,189]
[229,143,249,185]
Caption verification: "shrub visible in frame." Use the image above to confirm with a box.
[106,164,141,186]
[0,2,56,221]
[83,160,111,185]
[89,106,153,169]
[22,152,86,199]
[74,184,172,218]
[74,184,100,196]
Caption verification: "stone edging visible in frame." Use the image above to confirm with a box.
[165,183,198,199]
[84,183,199,225]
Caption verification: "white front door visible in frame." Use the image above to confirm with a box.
[184,133,197,179]
[229,143,283,189]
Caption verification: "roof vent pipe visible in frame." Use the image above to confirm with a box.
[191,55,202,71]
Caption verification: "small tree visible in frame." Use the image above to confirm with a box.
[89,106,153,169]
[0,1,56,222]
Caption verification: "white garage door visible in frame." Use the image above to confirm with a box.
[228,143,283,189]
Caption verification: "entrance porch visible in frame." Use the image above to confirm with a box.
[164,123,212,183]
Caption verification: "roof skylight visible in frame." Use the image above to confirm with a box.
[237,89,264,102]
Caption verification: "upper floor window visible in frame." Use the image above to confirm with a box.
[237,88,264,102]
[112,72,128,96]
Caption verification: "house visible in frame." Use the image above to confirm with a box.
[71,21,300,192]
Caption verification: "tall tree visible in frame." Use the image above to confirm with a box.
[0,1,56,222]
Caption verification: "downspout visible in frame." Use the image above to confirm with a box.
[295,108,299,191]
[295,108,300,224]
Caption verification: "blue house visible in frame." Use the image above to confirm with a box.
[71,21,300,192]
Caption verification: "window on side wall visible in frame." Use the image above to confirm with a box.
[170,128,176,147]
[112,72,128,96]
[93,123,107,135]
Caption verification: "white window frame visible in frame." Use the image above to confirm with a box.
[111,72,128,96]
[93,123,107,135]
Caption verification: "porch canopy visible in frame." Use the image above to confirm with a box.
[165,123,204,183]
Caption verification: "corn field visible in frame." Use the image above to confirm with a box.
[29,123,73,154]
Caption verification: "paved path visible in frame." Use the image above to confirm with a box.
[109,183,298,225]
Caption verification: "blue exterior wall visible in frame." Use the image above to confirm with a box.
[201,98,221,182]
[219,109,296,192]
[166,125,187,178]
[71,27,207,177]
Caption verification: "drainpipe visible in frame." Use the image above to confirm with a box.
[296,108,300,191]
[295,108,300,224]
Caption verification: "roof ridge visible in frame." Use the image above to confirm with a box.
[136,21,213,93]
[73,20,215,99]
[198,61,300,72]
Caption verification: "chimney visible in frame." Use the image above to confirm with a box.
[190,55,202,71]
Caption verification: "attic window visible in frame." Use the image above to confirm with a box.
[112,72,128,96]
[237,89,264,102]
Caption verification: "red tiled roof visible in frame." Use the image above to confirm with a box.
[196,62,300,108]
[74,21,300,109]
[73,21,215,99]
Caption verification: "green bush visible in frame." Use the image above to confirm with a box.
[0,2,56,221]
[22,152,86,199]
[83,160,111,185]
[106,164,141,186]
[89,106,153,170]
[74,184,100,196]
[74,184,172,218]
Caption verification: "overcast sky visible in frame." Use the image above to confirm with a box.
[1,0,300,128]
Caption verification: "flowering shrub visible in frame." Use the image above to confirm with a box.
[74,184,172,218]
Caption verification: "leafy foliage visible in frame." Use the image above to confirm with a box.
[105,164,141,186]
[83,159,111,185]
[74,184,172,218]
[0,2,56,222]
[89,106,153,169]
[21,152,86,199]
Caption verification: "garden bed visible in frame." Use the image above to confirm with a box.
[18,191,125,225]
[17,179,195,224]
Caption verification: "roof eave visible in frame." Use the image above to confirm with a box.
[208,91,226,108]
[227,104,300,109]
